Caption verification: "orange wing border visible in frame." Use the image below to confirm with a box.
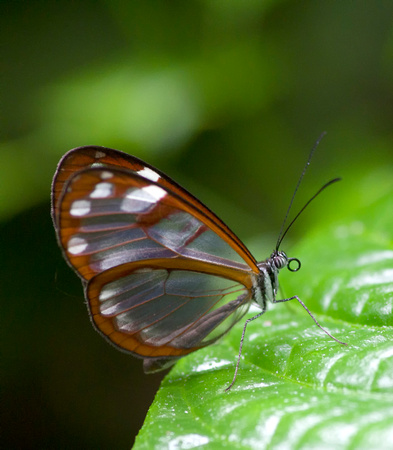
[86,258,254,359]
[52,146,258,273]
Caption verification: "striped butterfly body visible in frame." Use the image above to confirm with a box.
[52,145,345,390]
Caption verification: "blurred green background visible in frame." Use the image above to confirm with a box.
[2,1,393,448]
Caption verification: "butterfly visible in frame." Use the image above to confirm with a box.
[52,143,345,391]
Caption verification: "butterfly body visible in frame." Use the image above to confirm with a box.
[52,145,343,387]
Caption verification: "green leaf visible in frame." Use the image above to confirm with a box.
[134,176,393,449]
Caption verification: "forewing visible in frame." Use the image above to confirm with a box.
[56,167,255,281]
[51,146,257,271]
[86,259,253,365]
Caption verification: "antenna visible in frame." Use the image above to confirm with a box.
[276,177,341,250]
[275,132,333,251]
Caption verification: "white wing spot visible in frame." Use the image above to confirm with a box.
[99,286,116,302]
[95,150,106,159]
[143,185,166,200]
[70,199,91,216]
[90,182,113,198]
[138,167,160,182]
[100,171,113,180]
[121,185,166,212]
[68,237,88,254]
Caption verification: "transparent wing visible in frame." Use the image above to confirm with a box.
[86,258,252,365]
[52,147,258,367]
[56,167,255,280]
[51,146,258,272]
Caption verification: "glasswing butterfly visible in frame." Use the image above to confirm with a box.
[51,139,346,391]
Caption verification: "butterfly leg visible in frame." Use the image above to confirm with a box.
[273,296,347,345]
[225,307,267,392]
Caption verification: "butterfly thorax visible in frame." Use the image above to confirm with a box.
[252,251,288,309]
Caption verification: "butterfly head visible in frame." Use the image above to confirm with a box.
[254,251,300,308]
[270,250,288,270]
[270,250,301,273]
